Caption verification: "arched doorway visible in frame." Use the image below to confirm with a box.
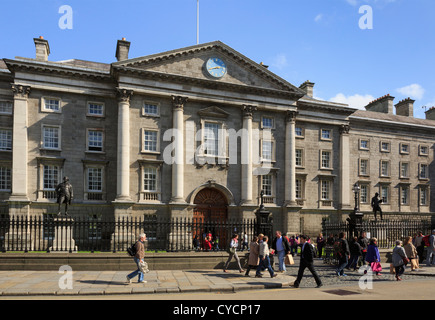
[193,188,228,250]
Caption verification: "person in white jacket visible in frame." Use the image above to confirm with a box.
[255,236,277,278]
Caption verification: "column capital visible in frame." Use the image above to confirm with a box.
[172,95,189,110]
[285,110,298,123]
[339,124,350,135]
[11,84,31,99]
[116,88,134,103]
[242,105,257,118]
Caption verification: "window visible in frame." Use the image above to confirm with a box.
[359,159,369,176]
[380,160,390,177]
[143,167,157,192]
[261,117,274,129]
[0,101,12,114]
[359,139,369,150]
[203,122,220,156]
[295,127,304,138]
[321,151,332,169]
[42,98,61,113]
[0,166,11,191]
[43,165,60,190]
[143,103,159,117]
[420,187,428,206]
[0,129,12,151]
[262,140,273,161]
[42,125,60,150]
[142,130,159,153]
[400,185,409,205]
[83,160,106,201]
[419,164,429,179]
[261,174,273,197]
[400,162,409,178]
[321,180,331,200]
[381,185,389,204]
[295,149,303,167]
[87,102,104,117]
[321,129,331,141]
[138,160,162,202]
[419,145,429,156]
[87,167,103,192]
[295,178,306,201]
[400,143,410,154]
[380,141,390,152]
[360,184,369,204]
[87,130,104,152]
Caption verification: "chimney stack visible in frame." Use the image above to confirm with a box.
[365,94,395,114]
[395,97,414,117]
[425,107,435,120]
[299,80,315,98]
[34,36,50,62]
[116,38,131,61]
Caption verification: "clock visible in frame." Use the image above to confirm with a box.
[205,57,227,79]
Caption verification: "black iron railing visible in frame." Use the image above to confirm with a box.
[322,218,433,249]
[0,215,266,253]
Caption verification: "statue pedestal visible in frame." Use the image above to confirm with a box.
[49,218,77,253]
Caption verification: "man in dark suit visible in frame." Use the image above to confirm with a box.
[292,234,323,288]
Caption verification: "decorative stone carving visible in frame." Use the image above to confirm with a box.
[286,110,298,123]
[339,124,350,135]
[172,95,189,110]
[11,84,31,99]
[242,105,257,118]
[116,88,133,103]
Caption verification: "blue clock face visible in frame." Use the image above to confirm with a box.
[206,57,227,78]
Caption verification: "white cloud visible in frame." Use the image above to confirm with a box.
[330,93,376,110]
[271,54,289,70]
[314,14,323,23]
[396,84,425,100]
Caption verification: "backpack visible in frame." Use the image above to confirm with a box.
[127,241,138,257]
[333,240,344,258]
[422,235,430,247]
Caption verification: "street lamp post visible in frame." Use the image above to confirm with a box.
[347,183,364,238]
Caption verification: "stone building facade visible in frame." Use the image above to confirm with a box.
[0,37,434,238]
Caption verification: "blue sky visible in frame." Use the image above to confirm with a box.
[1,0,434,118]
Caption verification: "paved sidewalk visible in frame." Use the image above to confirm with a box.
[1,258,434,297]
[0,269,295,297]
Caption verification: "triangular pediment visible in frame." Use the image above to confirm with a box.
[197,106,230,119]
[112,41,305,97]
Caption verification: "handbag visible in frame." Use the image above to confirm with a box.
[227,247,236,254]
[285,253,295,265]
[402,257,410,265]
[370,262,382,272]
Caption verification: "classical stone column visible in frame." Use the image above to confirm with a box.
[115,88,133,202]
[241,105,256,205]
[170,96,188,203]
[10,84,31,202]
[339,124,352,210]
[284,110,298,206]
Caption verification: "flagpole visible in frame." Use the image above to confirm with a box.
[197,0,199,44]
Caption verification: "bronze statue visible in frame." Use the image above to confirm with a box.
[56,176,73,216]
[371,192,383,221]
